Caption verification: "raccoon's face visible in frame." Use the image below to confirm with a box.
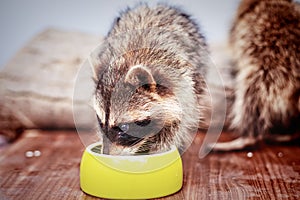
[94,65,182,155]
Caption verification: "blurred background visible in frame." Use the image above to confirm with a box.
[0,0,243,69]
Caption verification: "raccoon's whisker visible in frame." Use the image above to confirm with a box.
[129,137,144,147]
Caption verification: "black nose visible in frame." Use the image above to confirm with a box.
[117,132,130,140]
[105,126,141,146]
[116,132,142,146]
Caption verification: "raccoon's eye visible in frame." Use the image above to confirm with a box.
[134,119,151,127]
[120,124,129,133]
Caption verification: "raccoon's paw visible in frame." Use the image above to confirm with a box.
[208,137,257,151]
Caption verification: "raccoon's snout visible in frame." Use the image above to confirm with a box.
[105,119,154,146]
[101,124,144,155]
[107,126,141,146]
[99,117,163,154]
[116,132,142,146]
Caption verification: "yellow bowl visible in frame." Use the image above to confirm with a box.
[80,142,183,199]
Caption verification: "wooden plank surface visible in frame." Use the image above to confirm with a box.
[0,130,299,200]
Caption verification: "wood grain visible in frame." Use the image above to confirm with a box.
[0,130,299,200]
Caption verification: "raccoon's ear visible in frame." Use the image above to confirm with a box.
[125,65,156,92]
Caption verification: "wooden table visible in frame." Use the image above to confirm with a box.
[0,130,299,200]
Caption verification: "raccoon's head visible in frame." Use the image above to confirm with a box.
[93,65,183,155]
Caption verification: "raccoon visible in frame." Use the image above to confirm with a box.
[213,0,300,151]
[91,4,210,155]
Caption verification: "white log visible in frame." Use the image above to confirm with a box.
[0,29,101,137]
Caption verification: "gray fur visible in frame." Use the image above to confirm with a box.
[92,4,210,155]
[213,0,300,151]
